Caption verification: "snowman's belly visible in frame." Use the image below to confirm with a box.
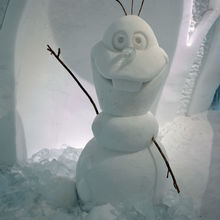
[76,138,167,208]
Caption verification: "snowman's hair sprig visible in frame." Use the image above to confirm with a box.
[138,0,145,16]
[115,0,145,16]
[115,0,127,15]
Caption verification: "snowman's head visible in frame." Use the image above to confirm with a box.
[91,15,169,116]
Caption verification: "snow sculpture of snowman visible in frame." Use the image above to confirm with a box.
[76,9,170,219]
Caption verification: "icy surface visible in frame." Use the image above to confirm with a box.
[0,156,195,220]
[0,147,195,220]
[189,0,209,36]
[188,17,220,114]
[0,0,9,29]
[28,146,81,178]
[0,146,82,220]
[177,37,209,115]
[0,149,194,220]
[160,110,220,219]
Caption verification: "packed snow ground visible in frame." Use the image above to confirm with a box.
[160,110,220,219]
[0,110,219,219]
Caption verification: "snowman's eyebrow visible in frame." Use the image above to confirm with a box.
[138,0,145,16]
[115,0,127,15]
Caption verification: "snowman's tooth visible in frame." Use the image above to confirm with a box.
[112,79,142,92]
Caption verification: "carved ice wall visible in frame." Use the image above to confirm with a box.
[0,0,10,29]
[187,0,220,114]
[0,0,27,165]
[156,0,220,124]
[178,0,210,114]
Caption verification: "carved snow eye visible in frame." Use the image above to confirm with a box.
[132,33,147,50]
[112,31,128,50]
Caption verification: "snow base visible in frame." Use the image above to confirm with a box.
[0,145,197,220]
[6,109,219,220]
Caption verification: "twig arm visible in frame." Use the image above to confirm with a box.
[131,0,134,14]
[138,0,145,16]
[47,44,99,115]
[115,0,127,15]
[152,137,180,194]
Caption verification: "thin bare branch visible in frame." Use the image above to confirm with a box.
[47,44,99,115]
[138,0,145,16]
[115,0,127,15]
[167,170,170,178]
[152,137,180,194]
[131,0,134,14]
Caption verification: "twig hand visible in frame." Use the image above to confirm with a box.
[152,137,180,194]
[46,44,99,115]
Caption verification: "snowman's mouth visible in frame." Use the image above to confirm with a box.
[94,56,168,93]
[111,79,144,92]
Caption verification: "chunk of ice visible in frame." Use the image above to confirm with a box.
[0,146,196,220]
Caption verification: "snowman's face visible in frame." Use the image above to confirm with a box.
[91,15,169,116]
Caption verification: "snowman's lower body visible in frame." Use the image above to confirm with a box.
[76,138,168,218]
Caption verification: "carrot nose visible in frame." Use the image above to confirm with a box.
[110,47,136,72]
[122,47,136,59]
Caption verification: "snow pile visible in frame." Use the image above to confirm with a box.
[28,146,81,178]
[0,146,84,220]
[160,110,220,219]
[84,195,195,220]
[0,147,197,220]
[2,108,219,220]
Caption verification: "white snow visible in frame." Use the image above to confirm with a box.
[76,14,172,218]
[160,110,220,219]
[0,110,219,219]
[0,0,219,219]
[13,0,183,155]
[92,112,158,152]
[91,15,169,117]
